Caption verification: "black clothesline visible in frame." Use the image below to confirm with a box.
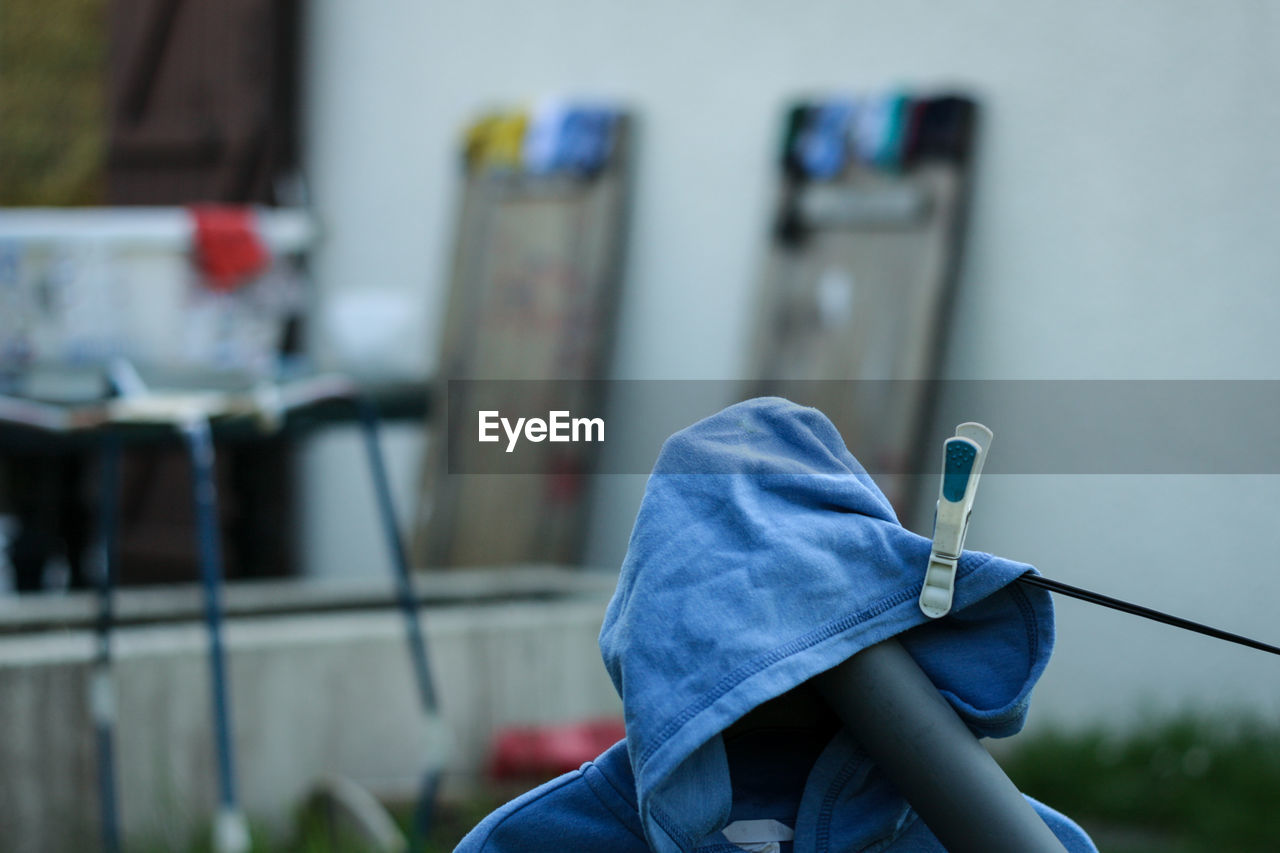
[1017,573,1280,658]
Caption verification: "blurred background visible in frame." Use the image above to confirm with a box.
[3,1,1280,851]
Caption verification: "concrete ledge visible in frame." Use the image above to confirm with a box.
[0,579,621,851]
[0,565,619,632]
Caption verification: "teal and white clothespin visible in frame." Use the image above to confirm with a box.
[919,422,992,619]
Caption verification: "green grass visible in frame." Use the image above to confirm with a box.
[0,0,106,205]
[131,791,508,853]
[386,795,509,853]
[141,714,1280,852]
[998,712,1280,853]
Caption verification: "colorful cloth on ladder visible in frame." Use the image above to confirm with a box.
[463,101,621,176]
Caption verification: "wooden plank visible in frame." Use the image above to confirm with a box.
[747,98,978,519]
[414,117,631,568]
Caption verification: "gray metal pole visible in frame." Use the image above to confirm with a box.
[813,638,1068,853]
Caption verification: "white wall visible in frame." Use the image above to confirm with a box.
[302,0,1280,727]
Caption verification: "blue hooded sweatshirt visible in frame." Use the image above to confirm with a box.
[458,398,1097,852]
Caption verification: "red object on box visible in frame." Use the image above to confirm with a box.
[189,205,269,291]
[488,717,627,781]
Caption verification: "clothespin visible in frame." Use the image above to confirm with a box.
[919,422,992,619]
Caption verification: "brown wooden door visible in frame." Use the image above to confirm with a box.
[106,0,300,204]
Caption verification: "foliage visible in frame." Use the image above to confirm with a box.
[0,0,106,206]
[999,712,1280,853]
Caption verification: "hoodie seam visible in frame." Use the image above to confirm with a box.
[933,567,1042,730]
[652,800,699,850]
[816,754,920,853]
[815,750,866,850]
[1010,578,1040,664]
[945,575,1040,729]
[583,764,648,844]
[465,772,583,850]
[857,810,920,853]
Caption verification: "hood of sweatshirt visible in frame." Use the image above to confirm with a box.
[598,397,1056,852]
